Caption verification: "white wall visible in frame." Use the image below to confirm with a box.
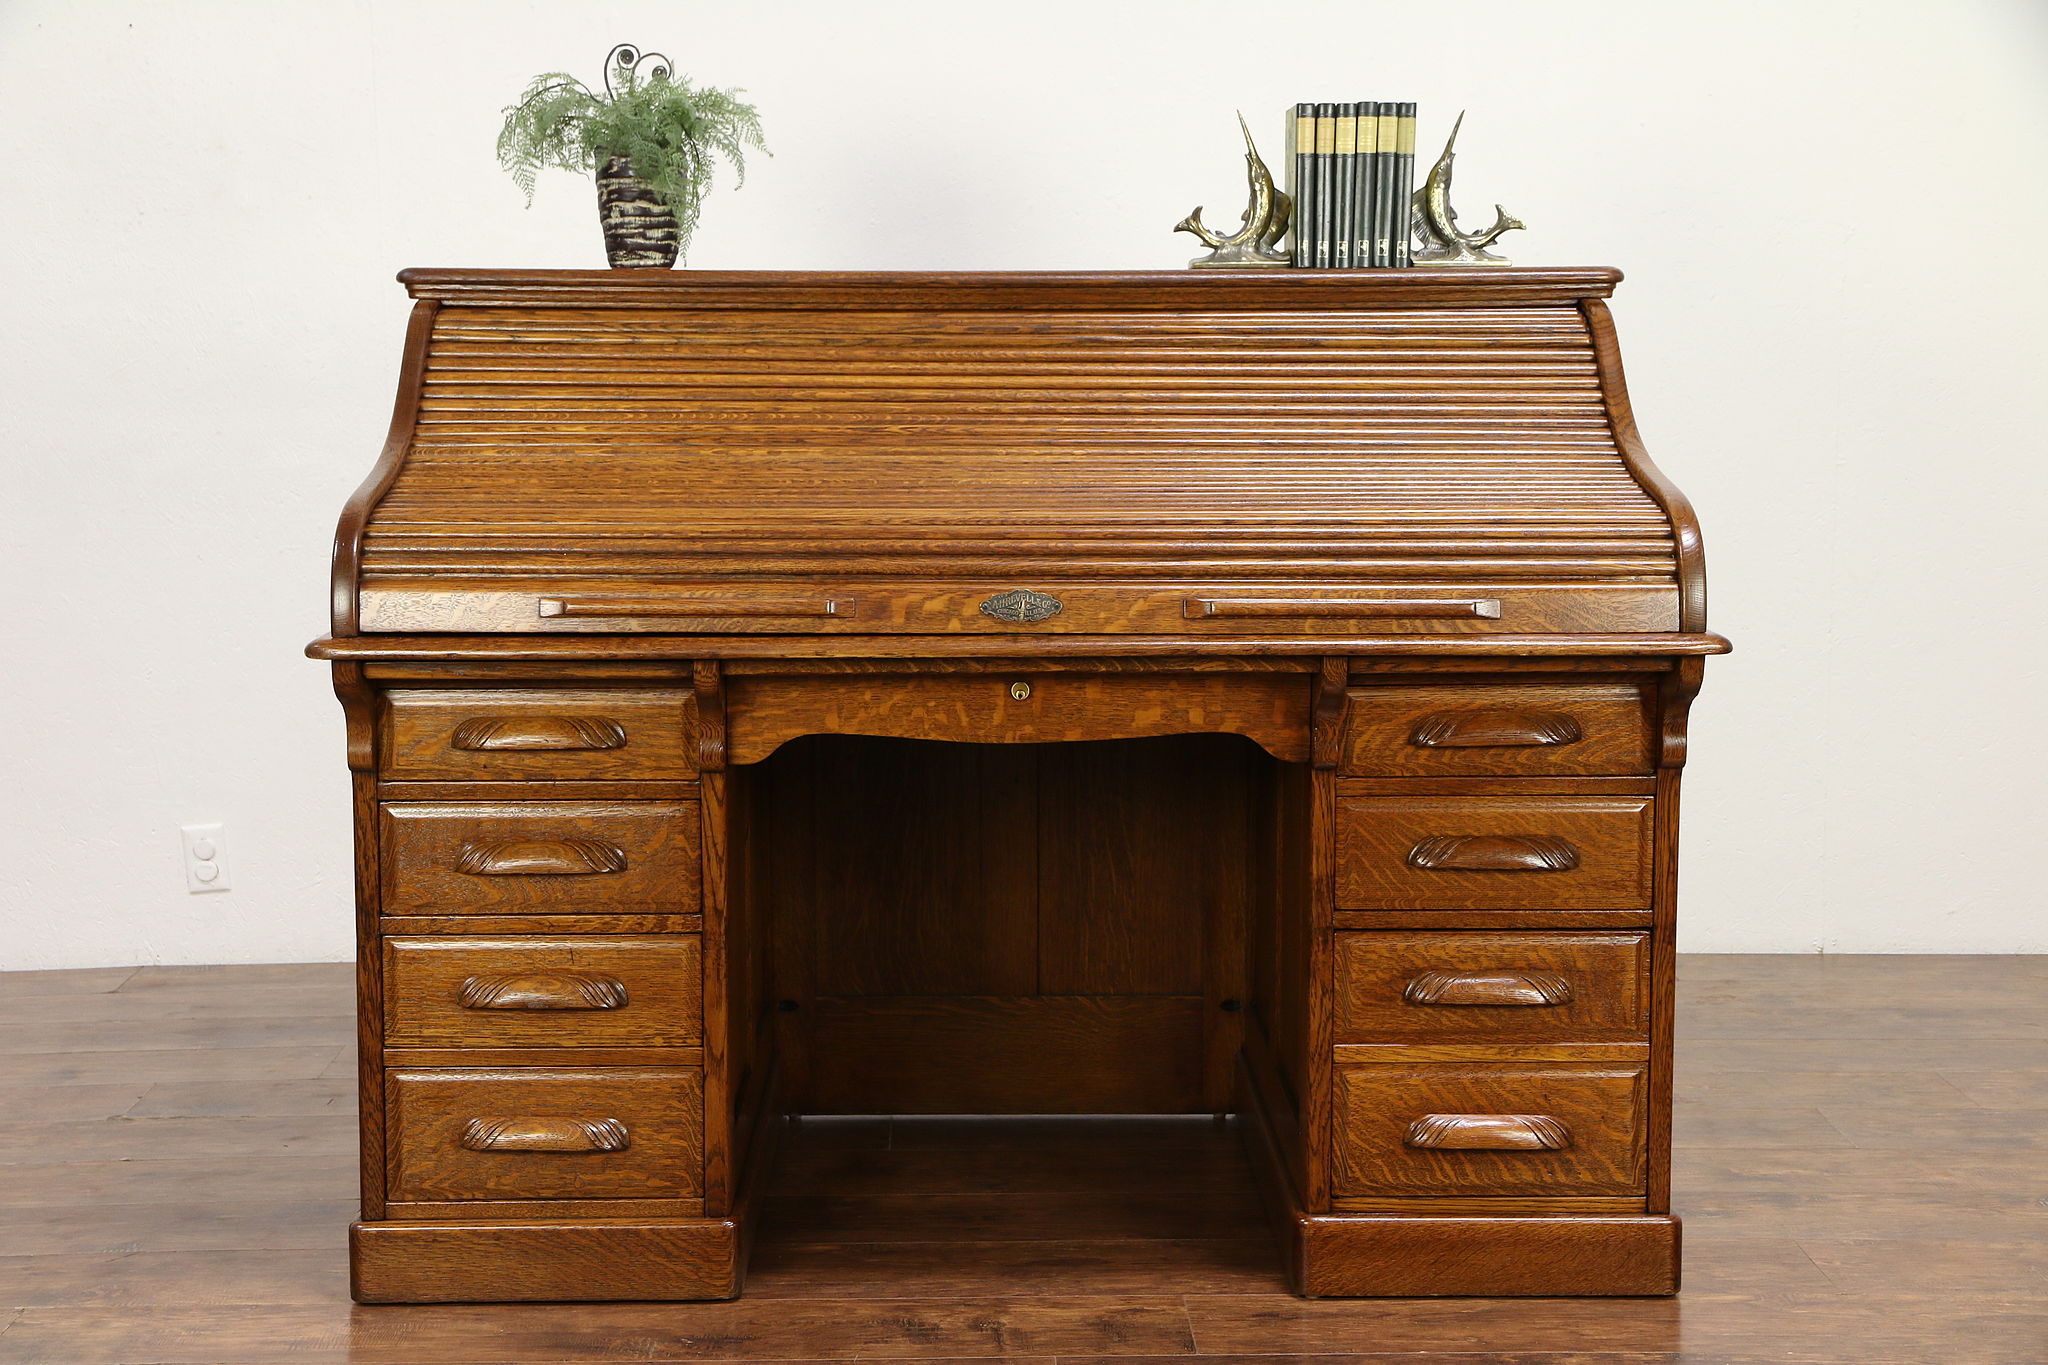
[3,0,2044,968]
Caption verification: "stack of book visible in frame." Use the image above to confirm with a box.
[1290,102,1416,268]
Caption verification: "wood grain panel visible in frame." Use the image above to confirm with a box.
[1334,931,1649,1044]
[769,734,1260,1115]
[803,738,1038,999]
[1336,794,1653,910]
[1342,682,1652,776]
[351,1218,738,1302]
[697,733,735,1214]
[379,801,699,916]
[350,765,384,1220]
[728,672,1309,763]
[1293,1213,1680,1297]
[360,582,1680,637]
[382,937,701,1048]
[1036,738,1252,997]
[1250,760,1316,1178]
[1332,1042,1649,1065]
[381,688,695,779]
[378,913,702,936]
[1334,1061,1647,1197]
[384,1067,703,1201]
[383,1047,703,1068]
[806,997,1204,1114]
[381,1196,704,1220]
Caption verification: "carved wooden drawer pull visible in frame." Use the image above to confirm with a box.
[1410,710,1582,749]
[453,838,628,876]
[1404,969,1575,1007]
[1405,1113,1572,1152]
[459,1117,630,1153]
[1407,835,1580,872]
[450,716,627,752]
[457,971,630,1011]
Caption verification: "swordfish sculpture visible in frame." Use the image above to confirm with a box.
[1175,113,1293,268]
[1410,111,1525,265]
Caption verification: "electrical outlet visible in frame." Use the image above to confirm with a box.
[180,822,231,894]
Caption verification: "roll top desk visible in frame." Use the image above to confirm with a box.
[311,267,1724,1302]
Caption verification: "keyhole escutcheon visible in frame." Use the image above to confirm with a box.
[1009,681,1032,701]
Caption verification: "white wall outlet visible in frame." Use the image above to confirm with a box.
[180,822,231,894]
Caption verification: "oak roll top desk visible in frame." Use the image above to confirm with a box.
[310,267,1724,1303]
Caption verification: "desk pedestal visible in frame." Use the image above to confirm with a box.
[331,653,1693,1301]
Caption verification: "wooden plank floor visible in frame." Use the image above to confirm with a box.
[0,956,2041,1363]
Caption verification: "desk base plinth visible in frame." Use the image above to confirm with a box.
[350,1218,743,1303]
[1288,1212,1680,1297]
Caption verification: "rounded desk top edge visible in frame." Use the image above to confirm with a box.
[307,632,1732,662]
[394,266,1624,308]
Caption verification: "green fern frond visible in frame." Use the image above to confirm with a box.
[495,51,768,257]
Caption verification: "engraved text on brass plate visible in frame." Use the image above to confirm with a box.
[979,589,1063,624]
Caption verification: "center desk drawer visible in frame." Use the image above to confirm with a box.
[726,671,1311,764]
[380,802,700,917]
[381,689,696,781]
[1336,1062,1647,1198]
[1343,683,1653,776]
[386,1067,704,1202]
[1336,931,1649,1044]
[384,937,702,1047]
[1337,794,1653,911]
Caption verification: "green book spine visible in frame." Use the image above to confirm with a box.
[1314,102,1336,267]
[1373,102,1397,267]
[1394,103,1417,267]
[1291,104,1314,267]
[1363,101,1384,268]
[1354,101,1379,268]
[1332,104,1356,268]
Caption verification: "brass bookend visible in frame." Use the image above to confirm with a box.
[1410,112,1525,265]
[1175,113,1293,268]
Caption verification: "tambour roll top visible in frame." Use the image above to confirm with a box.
[333,268,1704,639]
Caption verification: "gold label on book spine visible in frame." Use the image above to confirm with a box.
[1398,116,1416,154]
[1315,120,1336,154]
[1296,115,1314,151]
[1378,118,1399,153]
[1334,116,1357,154]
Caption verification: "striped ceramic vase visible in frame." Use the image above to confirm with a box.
[595,155,680,268]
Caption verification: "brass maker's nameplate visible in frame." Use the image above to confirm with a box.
[979,589,1064,624]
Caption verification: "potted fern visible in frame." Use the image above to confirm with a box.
[497,44,766,268]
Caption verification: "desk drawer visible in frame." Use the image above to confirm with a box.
[386,1067,703,1202]
[384,937,701,1048]
[381,688,695,781]
[1336,795,1652,911]
[726,671,1310,764]
[1343,683,1653,776]
[380,802,700,917]
[1336,932,1649,1044]
[1336,1062,1647,1197]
